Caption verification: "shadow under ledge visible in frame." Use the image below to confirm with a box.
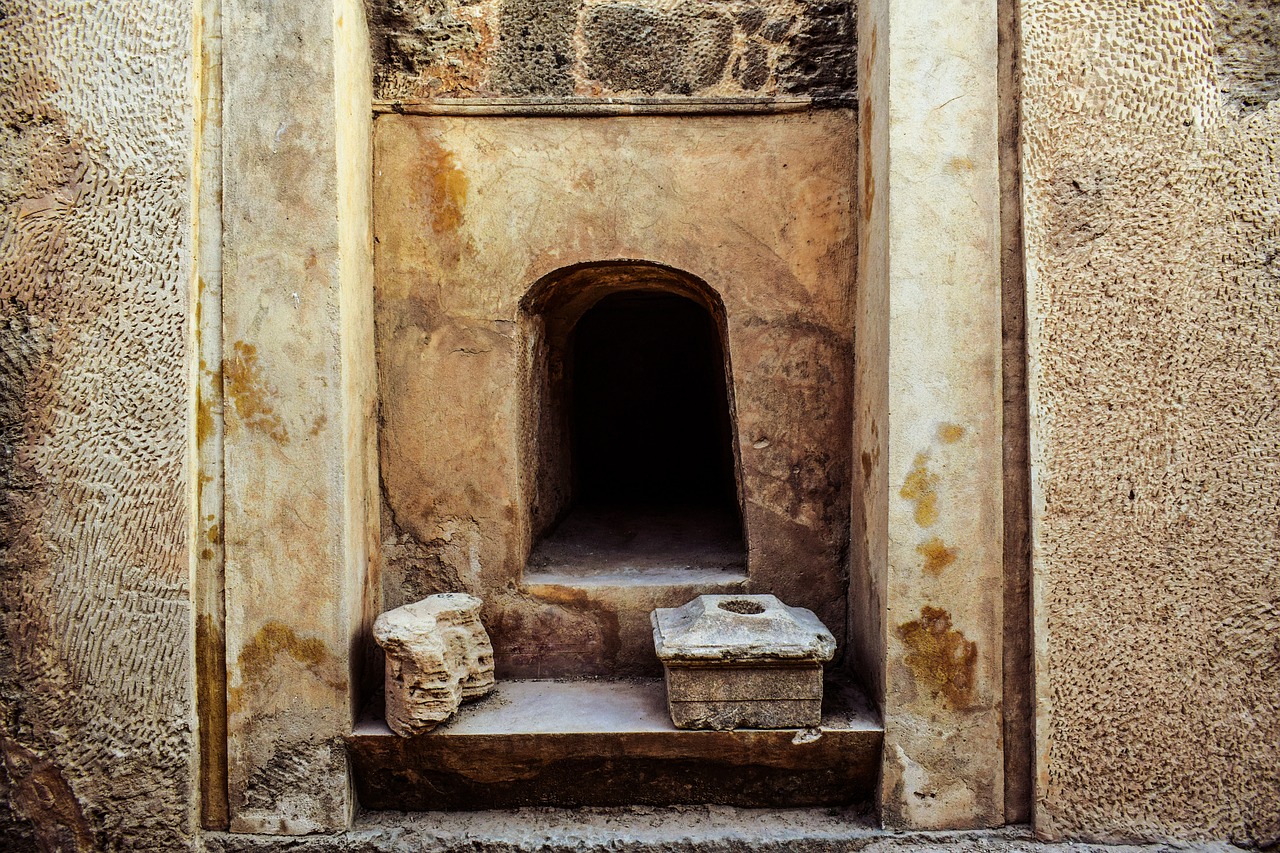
[348,676,882,811]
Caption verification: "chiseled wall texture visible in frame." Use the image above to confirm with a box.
[1022,0,1280,844]
[0,0,194,850]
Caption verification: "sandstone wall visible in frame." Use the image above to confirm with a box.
[1022,0,1280,843]
[0,0,194,849]
[3,0,1280,845]
[366,0,856,103]
[373,112,856,679]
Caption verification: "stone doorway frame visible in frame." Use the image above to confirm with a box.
[194,0,1022,836]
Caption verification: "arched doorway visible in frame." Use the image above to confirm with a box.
[521,262,746,575]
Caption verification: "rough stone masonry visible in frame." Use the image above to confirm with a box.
[365,0,857,103]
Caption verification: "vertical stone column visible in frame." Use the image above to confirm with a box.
[220,0,376,834]
[858,0,1006,829]
[194,0,229,830]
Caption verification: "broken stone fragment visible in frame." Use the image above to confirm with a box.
[373,593,495,737]
[652,594,835,730]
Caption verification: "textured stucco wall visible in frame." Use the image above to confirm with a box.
[0,0,195,850]
[1023,0,1280,844]
[366,0,856,103]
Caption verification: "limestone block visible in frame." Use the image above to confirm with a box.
[652,594,835,730]
[373,594,495,736]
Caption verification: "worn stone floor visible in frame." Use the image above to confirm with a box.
[203,807,1250,852]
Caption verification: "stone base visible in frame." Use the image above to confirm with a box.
[665,663,824,729]
[348,678,880,810]
[204,818,1163,853]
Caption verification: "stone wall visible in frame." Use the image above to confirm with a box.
[0,0,194,849]
[3,0,1280,845]
[1022,0,1280,844]
[366,0,856,103]
[1211,0,1280,114]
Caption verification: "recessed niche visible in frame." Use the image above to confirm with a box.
[525,275,747,580]
[374,112,856,680]
[363,107,873,814]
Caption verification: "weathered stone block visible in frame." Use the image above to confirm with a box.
[369,0,859,101]
[373,593,496,736]
[652,594,835,730]
[581,4,733,96]
[493,0,578,96]
[776,0,857,103]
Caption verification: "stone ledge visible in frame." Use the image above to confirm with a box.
[347,679,879,810]
[204,816,1249,853]
[372,97,814,116]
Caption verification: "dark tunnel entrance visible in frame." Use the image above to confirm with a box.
[571,291,737,509]
[526,281,746,576]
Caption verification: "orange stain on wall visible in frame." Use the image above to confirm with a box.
[917,536,958,575]
[899,452,939,526]
[423,140,468,234]
[897,606,977,709]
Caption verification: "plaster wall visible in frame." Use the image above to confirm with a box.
[856,0,1007,829]
[1022,0,1280,844]
[373,111,857,679]
[0,0,195,849]
[219,0,378,834]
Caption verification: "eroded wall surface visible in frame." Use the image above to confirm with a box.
[365,0,856,103]
[0,0,194,849]
[1023,0,1280,843]
[374,112,856,679]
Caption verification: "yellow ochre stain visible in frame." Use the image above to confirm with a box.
[195,612,229,826]
[196,389,215,446]
[917,537,958,575]
[424,140,468,234]
[897,606,977,709]
[937,422,966,444]
[899,452,939,527]
[223,341,289,444]
[227,621,342,716]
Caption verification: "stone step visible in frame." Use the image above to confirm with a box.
[349,677,881,811]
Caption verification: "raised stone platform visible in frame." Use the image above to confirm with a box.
[348,678,880,811]
[205,816,1249,853]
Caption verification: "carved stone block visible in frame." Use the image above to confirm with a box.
[373,593,495,736]
[651,594,835,730]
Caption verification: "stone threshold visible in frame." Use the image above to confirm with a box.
[372,96,814,117]
[204,816,1248,852]
[523,567,749,587]
[347,678,880,810]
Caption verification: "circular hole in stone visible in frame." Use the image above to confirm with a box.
[718,598,765,615]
